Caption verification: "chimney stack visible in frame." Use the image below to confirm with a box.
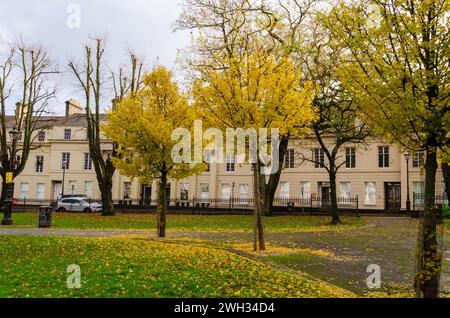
[65,99,83,118]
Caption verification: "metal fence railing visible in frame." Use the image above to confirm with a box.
[413,193,448,211]
[8,195,359,214]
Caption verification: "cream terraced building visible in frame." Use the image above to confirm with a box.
[5,100,446,211]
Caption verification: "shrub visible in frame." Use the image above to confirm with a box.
[443,205,450,219]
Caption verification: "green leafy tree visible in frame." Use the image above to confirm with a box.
[322,0,449,297]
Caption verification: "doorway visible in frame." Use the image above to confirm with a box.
[141,185,152,205]
[385,182,401,210]
[321,186,331,208]
[52,181,62,201]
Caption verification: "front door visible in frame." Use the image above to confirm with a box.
[321,187,331,208]
[142,186,152,205]
[385,182,401,210]
[53,182,62,201]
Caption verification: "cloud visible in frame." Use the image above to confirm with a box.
[0,0,190,114]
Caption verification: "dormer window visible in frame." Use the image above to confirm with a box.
[64,129,72,140]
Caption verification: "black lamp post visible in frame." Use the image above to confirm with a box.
[404,152,412,213]
[61,159,67,197]
[2,126,19,226]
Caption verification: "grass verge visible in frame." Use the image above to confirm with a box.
[0,235,354,298]
[9,213,364,233]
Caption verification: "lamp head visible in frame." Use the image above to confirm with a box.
[9,126,19,141]
[404,153,412,161]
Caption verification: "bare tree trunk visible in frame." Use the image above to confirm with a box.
[157,171,168,238]
[100,179,114,216]
[329,169,341,224]
[415,149,441,298]
[252,163,265,251]
[262,135,289,216]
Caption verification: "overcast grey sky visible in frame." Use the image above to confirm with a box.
[0,0,191,114]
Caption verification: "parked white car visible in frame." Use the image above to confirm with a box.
[56,197,103,212]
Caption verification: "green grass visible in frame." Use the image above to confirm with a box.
[9,212,363,232]
[0,235,353,298]
[15,212,364,232]
[444,219,449,230]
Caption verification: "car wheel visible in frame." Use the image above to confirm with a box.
[84,208,92,213]
[57,207,66,212]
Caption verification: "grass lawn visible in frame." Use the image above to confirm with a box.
[445,219,449,231]
[9,212,364,232]
[0,235,354,298]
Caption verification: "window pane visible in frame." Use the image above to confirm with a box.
[378,147,389,168]
[36,156,44,173]
[200,183,210,203]
[314,149,324,168]
[180,183,189,200]
[239,184,249,200]
[226,154,235,172]
[413,181,425,195]
[123,182,132,199]
[36,183,45,200]
[285,149,295,169]
[64,129,72,140]
[280,182,290,199]
[20,183,29,200]
[62,153,70,169]
[221,183,231,200]
[365,182,376,205]
[84,153,92,170]
[300,182,311,199]
[84,181,93,198]
[346,148,356,168]
[340,182,351,198]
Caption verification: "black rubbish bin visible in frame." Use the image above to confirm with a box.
[38,206,53,228]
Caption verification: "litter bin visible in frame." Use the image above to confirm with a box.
[38,206,53,228]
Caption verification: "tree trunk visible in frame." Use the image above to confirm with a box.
[415,149,441,298]
[1,178,6,204]
[262,135,289,217]
[252,163,265,251]
[442,163,449,203]
[329,170,341,224]
[157,171,168,238]
[100,179,114,216]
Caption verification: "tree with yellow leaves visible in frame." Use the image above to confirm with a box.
[102,67,205,237]
[321,0,449,297]
[180,0,317,250]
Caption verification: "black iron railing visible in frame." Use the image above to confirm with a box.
[413,193,448,211]
[9,195,359,214]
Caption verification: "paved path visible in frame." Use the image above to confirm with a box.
[0,228,154,237]
[1,217,449,295]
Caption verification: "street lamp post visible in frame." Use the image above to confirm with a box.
[61,159,66,197]
[404,153,412,213]
[2,126,20,226]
